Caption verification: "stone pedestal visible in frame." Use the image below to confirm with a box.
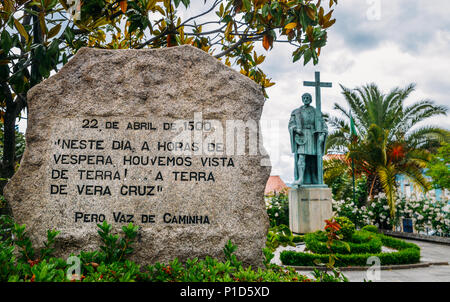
[289,186,333,234]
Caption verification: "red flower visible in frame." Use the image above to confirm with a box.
[324,219,341,231]
[27,259,39,267]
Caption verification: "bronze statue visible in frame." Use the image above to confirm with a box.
[289,93,327,186]
[289,71,331,187]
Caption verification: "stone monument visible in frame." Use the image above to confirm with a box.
[288,71,333,234]
[4,45,271,266]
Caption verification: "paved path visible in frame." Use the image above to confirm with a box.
[295,239,450,282]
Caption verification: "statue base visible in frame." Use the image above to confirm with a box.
[289,186,333,234]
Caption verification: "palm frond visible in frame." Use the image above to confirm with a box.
[377,165,397,218]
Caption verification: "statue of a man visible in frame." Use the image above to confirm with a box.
[289,93,328,186]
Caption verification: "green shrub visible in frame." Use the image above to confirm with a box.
[361,225,379,233]
[304,231,382,255]
[334,216,355,240]
[280,234,420,267]
[0,220,347,282]
[293,235,304,243]
[266,224,295,252]
[265,191,289,227]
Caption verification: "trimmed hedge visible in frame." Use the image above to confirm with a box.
[281,233,420,267]
[293,235,304,243]
[334,216,356,240]
[361,225,379,233]
[304,231,382,255]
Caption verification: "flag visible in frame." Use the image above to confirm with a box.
[350,111,358,138]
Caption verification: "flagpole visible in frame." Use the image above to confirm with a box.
[352,155,356,205]
[350,111,357,205]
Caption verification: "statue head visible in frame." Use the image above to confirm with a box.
[302,93,312,105]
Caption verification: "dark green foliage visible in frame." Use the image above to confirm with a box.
[0,219,341,282]
[12,223,36,262]
[334,216,355,240]
[426,142,450,190]
[293,235,304,243]
[327,173,368,207]
[0,241,15,281]
[97,221,139,264]
[0,214,13,242]
[281,233,420,267]
[223,240,242,269]
[327,83,449,217]
[305,231,381,255]
[265,191,289,227]
[266,224,296,252]
[361,225,379,233]
[144,257,310,282]
[311,268,349,282]
[0,126,26,167]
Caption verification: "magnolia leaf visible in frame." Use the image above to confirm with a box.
[284,22,297,30]
[14,18,29,43]
[47,24,62,39]
[324,9,334,23]
[58,0,68,10]
[243,0,251,11]
[120,0,128,13]
[255,55,265,65]
[318,6,324,25]
[262,34,272,51]
[155,5,165,15]
[323,18,336,29]
[4,0,15,13]
[39,11,47,34]
[305,7,316,20]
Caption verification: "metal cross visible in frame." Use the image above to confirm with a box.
[303,71,332,113]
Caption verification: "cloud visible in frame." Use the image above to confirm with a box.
[260,0,450,183]
[17,0,450,185]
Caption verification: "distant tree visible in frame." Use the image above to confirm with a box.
[0,0,338,192]
[326,83,449,218]
[426,143,450,190]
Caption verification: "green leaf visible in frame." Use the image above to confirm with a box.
[303,48,312,65]
[0,30,13,53]
[14,18,29,43]
[47,24,62,39]
[242,0,251,11]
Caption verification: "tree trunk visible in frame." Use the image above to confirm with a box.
[366,173,383,204]
[0,102,18,215]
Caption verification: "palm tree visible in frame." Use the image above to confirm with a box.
[326,83,449,218]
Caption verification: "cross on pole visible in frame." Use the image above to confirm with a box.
[303,71,332,186]
[303,71,332,113]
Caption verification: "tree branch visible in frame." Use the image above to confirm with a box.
[214,36,259,59]
[177,0,221,30]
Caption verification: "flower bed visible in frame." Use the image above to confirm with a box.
[0,218,347,282]
[280,231,420,267]
[304,230,382,255]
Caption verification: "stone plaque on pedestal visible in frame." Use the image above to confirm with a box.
[289,186,332,234]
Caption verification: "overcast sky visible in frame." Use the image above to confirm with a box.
[18,0,450,184]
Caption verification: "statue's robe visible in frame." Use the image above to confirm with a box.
[289,105,327,184]
[289,105,316,155]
